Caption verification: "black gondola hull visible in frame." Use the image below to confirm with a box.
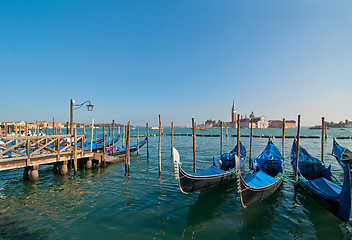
[175,162,236,194]
[237,174,283,208]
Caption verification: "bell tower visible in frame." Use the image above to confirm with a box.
[231,101,236,123]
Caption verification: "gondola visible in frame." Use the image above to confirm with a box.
[90,136,121,152]
[236,139,284,208]
[332,138,352,174]
[173,142,246,194]
[106,137,147,157]
[291,139,352,222]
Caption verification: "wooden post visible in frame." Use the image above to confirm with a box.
[122,125,125,147]
[70,99,74,134]
[53,117,56,135]
[321,117,325,163]
[220,121,223,156]
[36,120,39,136]
[171,122,174,157]
[103,126,106,163]
[108,126,111,147]
[237,114,240,159]
[125,121,131,174]
[295,115,301,182]
[74,129,78,175]
[226,127,228,138]
[146,123,149,157]
[282,118,286,159]
[60,127,62,135]
[137,126,139,155]
[250,118,253,163]
[158,115,162,178]
[192,118,196,173]
[26,137,30,167]
[90,118,94,152]
[66,121,69,135]
[112,120,115,156]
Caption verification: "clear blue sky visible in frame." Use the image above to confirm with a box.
[1,0,351,126]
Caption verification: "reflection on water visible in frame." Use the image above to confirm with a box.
[294,189,352,240]
[239,185,283,239]
[183,182,236,239]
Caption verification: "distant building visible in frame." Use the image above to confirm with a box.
[239,115,269,128]
[269,120,296,128]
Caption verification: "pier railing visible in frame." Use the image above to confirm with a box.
[0,134,87,169]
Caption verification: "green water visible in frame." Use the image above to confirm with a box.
[0,127,352,239]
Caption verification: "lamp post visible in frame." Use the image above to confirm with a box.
[70,99,94,134]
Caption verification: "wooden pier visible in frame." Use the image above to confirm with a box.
[0,134,101,181]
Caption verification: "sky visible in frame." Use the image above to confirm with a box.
[1,0,351,127]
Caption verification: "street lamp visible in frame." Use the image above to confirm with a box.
[70,99,94,134]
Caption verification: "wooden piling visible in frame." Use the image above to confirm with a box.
[137,126,139,155]
[158,115,162,178]
[192,118,196,173]
[25,122,28,136]
[90,118,94,152]
[53,117,56,135]
[74,129,78,175]
[171,122,174,157]
[108,126,111,147]
[220,121,223,156]
[146,123,149,157]
[295,115,301,182]
[103,126,106,163]
[321,117,325,163]
[122,125,125,147]
[112,120,115,156]
[250,118,253,163]
[282,118,286,159]
[66,122,69,135]
[237,114,240,159]
[125,121,131,174]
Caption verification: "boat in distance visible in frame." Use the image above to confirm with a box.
[236,138,284,208]
[291,139,352,222]
[173,142,246,194]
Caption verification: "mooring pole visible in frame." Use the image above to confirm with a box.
[90,118,94,152]
[282,118,286,159]
[53,117,56,135]
[237,114,240,159]
[192,118,196,173]
[321,116,325,163]
[220,121,223,156]
[108,125,111,148]
[122,125,125,147]
[295,115,301,182]
[146,123,149,157]
[103,126,106,164]
[74,129,78,175]
[171,122,174,157]
[250,118,253,166]
[137,126,139,155]
[125,121,130,174]
[112,120,115,156]
[158,115,162,179]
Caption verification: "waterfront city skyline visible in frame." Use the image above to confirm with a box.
[1,0,351,127]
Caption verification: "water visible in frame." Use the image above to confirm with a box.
[1,127,352,239]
